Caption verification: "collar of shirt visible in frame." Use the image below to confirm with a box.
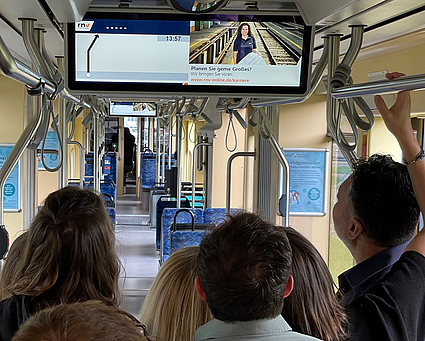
[338,240,410,307]
[195,315,291,340]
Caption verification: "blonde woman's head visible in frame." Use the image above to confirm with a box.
[140,246,210,341]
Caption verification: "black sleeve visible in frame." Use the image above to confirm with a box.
[347,251,425,341]
[0,295,31,341]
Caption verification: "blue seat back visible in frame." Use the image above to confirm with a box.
[161,208,203,263]
[155,197,190,250]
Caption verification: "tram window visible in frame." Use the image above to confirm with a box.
[66,12,313,97]
[329,139,355,283]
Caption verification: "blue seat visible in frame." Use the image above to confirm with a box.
[141,153,156,189]
[155,196,190,250]
[161,208,203,263]
[203,208,243,226]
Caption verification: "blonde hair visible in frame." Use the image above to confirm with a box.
[139,246,210,341]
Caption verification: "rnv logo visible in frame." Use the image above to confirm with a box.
[75,21,94,32]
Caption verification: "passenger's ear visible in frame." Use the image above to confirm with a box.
[283,275,293,298]
[348,218,363,241]
[195,276,207,301]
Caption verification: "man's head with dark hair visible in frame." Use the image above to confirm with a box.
[195,212,293,322]
[333,154,419,257]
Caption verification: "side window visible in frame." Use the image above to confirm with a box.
[328,140,355,284]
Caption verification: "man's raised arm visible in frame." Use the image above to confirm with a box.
[375,72,425,256]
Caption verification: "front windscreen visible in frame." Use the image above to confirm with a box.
[67,12,313,97]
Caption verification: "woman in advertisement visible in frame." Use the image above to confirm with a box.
[233,23,258,64]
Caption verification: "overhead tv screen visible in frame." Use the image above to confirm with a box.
[66,12,313,97]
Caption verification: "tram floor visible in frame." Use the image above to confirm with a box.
[115,191,159,317]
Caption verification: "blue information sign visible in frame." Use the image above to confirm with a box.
[38,131,59,170]
[0,145,21,212]
[283,148,329,216]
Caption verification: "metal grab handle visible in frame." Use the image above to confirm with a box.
[172,208,195,232]
[226,152,256,214]
[192,142,212,208]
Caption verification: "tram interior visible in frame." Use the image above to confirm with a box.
[0,0,424,320]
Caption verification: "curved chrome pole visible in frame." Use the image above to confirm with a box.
[0,92,44,224]
[192,142,212,208]
[226,152,256,214]
[326,35,342,153]
[20,18,52,80]
[269,134,290,227]
[341,25,365,68]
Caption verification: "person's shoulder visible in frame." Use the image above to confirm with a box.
[0,295,32,341]
[283,330,323,341]
[0,295,31,315]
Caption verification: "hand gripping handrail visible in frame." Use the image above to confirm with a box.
[226,152,256,214]
[251,36,330,107]
[192,142,212,208]
[0,87,45,225]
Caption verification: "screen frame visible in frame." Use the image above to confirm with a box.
[109,101,158,117]
[66,12,314,98]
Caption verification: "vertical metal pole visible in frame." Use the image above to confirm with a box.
[269,134,290,227]
[204,137,213,209]
[79,144,84,189]
[57,57,67,188]
[93,111,100,193]
[136,117,141,198]
[168,114,172,169]
[25,94,38,227]
[155,117,160,184]
[326,35,356,165]
[326,34,341,141]
[176,114,182,208]
[192,142,211,208]
[161,120,166,184]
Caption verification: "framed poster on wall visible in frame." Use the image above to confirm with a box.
[281,148,329,216]
[38,130,60,170]
[0,144,22,212]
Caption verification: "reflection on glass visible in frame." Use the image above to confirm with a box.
[167,0,230,13]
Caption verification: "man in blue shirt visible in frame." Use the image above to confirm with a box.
[333,76,421,340]
[194,212,321,341]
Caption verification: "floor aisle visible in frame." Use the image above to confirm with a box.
[115,191,159,317]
